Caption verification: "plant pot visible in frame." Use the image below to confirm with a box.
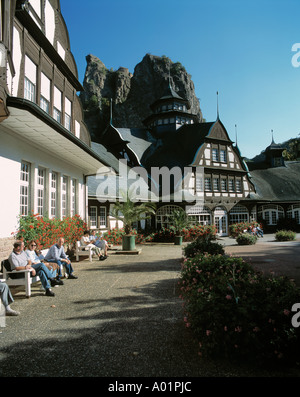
[122,235,136,251]
[174,235,183,245]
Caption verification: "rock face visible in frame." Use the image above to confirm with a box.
[80,53,204,140]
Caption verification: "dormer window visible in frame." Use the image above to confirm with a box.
[212,148,219,162]
[220,149,227,162]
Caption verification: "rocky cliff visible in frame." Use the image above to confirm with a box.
[80,53,204,140]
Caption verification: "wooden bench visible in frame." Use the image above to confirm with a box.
[0,249,63,298]
[75,241,93,262]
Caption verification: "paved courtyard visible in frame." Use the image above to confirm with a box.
[0,236,300,379]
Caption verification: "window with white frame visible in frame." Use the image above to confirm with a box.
[213,177,220,191]
[75,121,80,138]
[50,172,57,218]
[205,177,212,191]
[40,73,51,114]
[71,178,76,216]
[258,205,284,225]
[156,205,183,229]
[212,148,219,162]
[229,205,249,224]
[186,205,212,225]
[65,97,72,131]
[220,149,227,163]
[53,86,62,123]
[235,179,242,192]
[99,207,107,227]
[20,162,30,216]
[195,174,203,192]
[61,175,68,218]
[287,204,300,224]
[37,168,45,216]
[229,179,235,192]
[90,206,97,228]
[24,55,37,102]
[221,178,227,191]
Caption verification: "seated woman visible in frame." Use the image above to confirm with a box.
[80,231,106,261]
[25,240,60,281]
[89,230,108,258]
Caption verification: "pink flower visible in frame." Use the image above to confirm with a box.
[224,326,228,332]
[235,326,242,333]
[206,330,212,336]
[283,309,290,316]
[253,326,260,332]
[225,295,232,300]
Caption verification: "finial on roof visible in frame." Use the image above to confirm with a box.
[216,91,219,120]
[271,129,274,143]
[235,124,238,146]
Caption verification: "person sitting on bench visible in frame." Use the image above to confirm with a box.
[8,241,61,297]
[45,238,78,279]
[0,281,20,317]
[80,230,106,261]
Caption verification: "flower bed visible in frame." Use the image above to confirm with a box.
[14,213,87,249]
[152,225,217,243]
[179,254,300,365]
[103,228,153,245]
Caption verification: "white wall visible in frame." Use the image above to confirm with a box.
[0,127,86,239]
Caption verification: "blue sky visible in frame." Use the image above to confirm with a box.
[61,0,300,159]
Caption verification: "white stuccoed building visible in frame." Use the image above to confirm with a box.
[0,0,115,261]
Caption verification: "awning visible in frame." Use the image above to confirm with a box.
[2,97,117,176]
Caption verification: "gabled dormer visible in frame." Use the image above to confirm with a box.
[265,138,285,168]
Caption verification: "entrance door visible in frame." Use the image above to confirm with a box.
[214,207,228,236]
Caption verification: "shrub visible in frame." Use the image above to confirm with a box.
[183,236,224,258]
[15,213,87,249]
[236,233,257,245]
[275,230,296,242]
[179,254,300,365]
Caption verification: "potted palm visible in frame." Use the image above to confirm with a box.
[169,209,191,245]
[110,190,156,251]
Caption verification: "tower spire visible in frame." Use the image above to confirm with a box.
[271,129,274,143]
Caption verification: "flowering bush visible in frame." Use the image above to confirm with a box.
[179,254,300,365]
[275,230,296,242]
[229,222,261,237]
[236,233,257,245]
[152,225,217,243]
[15,213,87,249]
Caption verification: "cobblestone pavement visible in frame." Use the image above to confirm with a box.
[0,239,299,380]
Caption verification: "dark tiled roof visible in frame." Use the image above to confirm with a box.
[116,128,153,162]
[248,161,300,201]
[141,122,215,170]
